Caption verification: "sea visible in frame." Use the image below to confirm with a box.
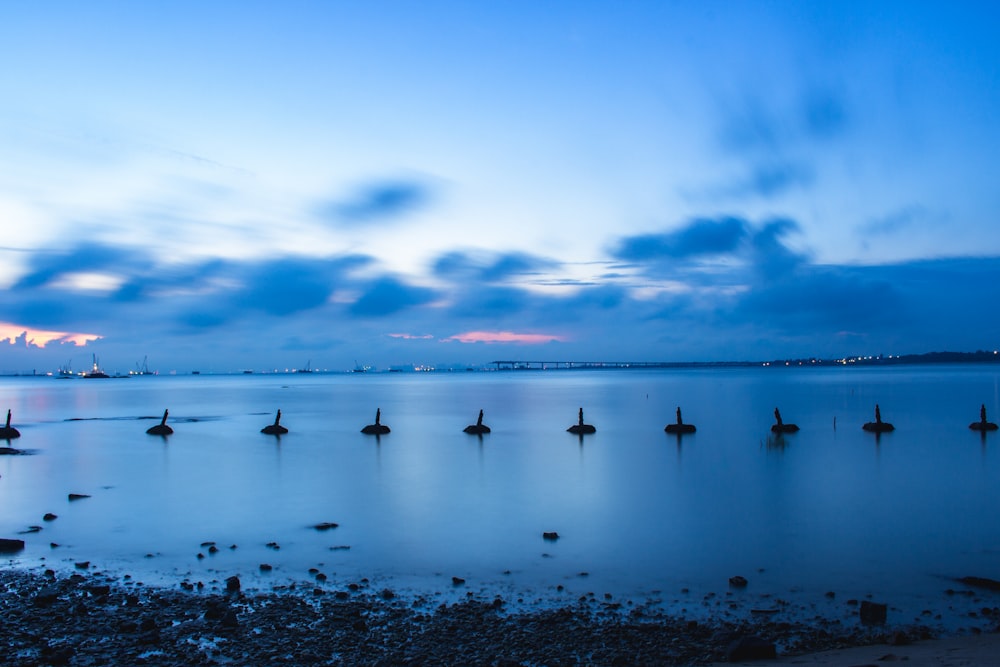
[2,365,999,628]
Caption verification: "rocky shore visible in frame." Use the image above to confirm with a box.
[5,567,996,666]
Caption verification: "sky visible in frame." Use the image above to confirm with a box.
[2,1,1000,373]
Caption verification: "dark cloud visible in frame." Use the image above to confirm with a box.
[747,218,807,279]
[13,243,138,289]
[432,250,557,282]
[349,277,438,317]
[5,222,1000,372]
[235,260,336,315]
[318,180,431,225]
[612,217,748,262]
[612,216,806,287]
[2,243,377,333]
[173,255,371,328]
[6,295,102,329]
[734,266,904,332]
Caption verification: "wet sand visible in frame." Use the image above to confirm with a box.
[716,632,1000,666]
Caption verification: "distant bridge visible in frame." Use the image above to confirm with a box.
[488,360,758,371]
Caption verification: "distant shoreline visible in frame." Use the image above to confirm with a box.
[3,349,999,377]
[490,349,1000,371]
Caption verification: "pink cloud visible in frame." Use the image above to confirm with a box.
[443,330,568,344]
[0,322,102,348]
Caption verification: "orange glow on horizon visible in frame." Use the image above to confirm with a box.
[444,330,567,344]
[0,322,102,348]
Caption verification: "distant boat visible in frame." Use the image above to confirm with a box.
[84,355,109,379]
[57,360,74,378]
[191,371,201,375]
[243,370,254,374]
[296,360,313,374]
[130,355,156,376]
[352,360,368,373]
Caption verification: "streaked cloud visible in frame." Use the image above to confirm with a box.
[432,251,557,283]
[318,180,432,226]
[388,333,434,340]
[443,331,568,344]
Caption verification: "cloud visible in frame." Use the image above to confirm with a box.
[859,205,938,237]
[443,331,568,344]
[803,89,848,140]
[4,215,1000,372]
[432,250,557,282]
[742,161,814,198]
[706,87,848,201]
[611,216,807,289]
[13,243,137,290]
[348,277,438,316]
[2,243,377,333]
[235,260,338,315]
[0,322,102,348]
[747,218,807,279]
[387,333,434,340]
[733,266,904,332]
[719,88,850,157]
[612,217,749,262]
[318,179,431,226]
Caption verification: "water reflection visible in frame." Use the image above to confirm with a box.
[0,366,998,628]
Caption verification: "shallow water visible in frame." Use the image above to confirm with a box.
[2,366,999,626]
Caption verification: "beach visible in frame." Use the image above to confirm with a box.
[2,566,998,666]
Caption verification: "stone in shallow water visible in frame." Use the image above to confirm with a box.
[313,522,339,531]
[859,600,888,625]
[0,538,25,553]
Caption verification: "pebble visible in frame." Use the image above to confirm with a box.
[0,568,991,667]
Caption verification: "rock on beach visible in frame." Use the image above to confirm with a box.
[0,568,995,667]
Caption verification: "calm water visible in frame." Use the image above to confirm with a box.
[2,366,999,625]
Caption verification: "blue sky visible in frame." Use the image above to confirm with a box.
[2,2,1000,372]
